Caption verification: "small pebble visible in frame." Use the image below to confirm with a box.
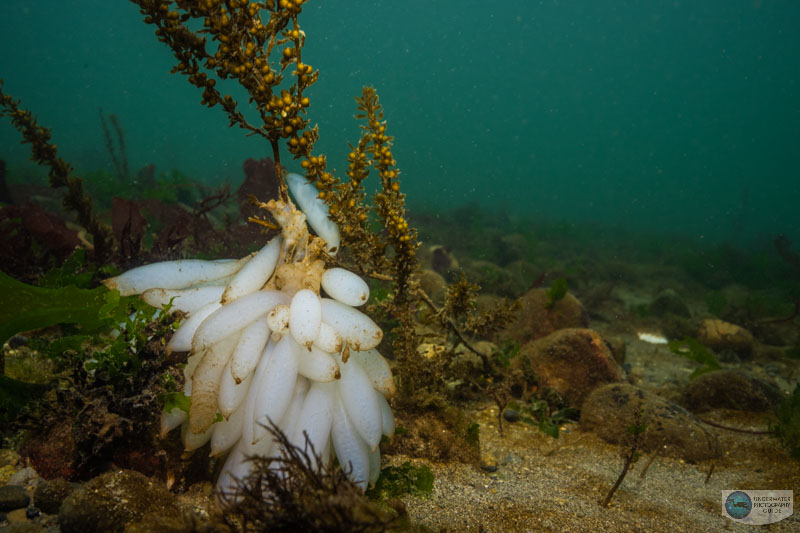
[0,450,20,468]
[480,460,499,473]
[502,408,521,423]
[0,485,30,512]
[25,507,40,519]
[9,335,28,348]
[8,467,38,487]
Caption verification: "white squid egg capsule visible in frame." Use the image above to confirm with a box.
[267,304,290,334]
[321,268,369,307]
[289,289,322,348]
[320,298,383,351]
[141,285,224,315]
[287,173,341,255]
[314,322,343,353]
[160,407,187,438]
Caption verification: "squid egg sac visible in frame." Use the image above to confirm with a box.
[108,198,396,498]
[289,289,322,348]
[321,267,370,307]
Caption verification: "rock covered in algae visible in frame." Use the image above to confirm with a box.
[681,369,782,413]
[0,484,29,512]
[696,318,755,358]
[513,328,624,408]
[581,383,721,462]
[501,288,588,346]
[33,477,77,515]
[58,470,183,533]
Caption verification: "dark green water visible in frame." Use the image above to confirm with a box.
[1,0,798,245]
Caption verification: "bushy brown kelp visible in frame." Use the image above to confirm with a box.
[221,422,405,532]
[132,0,318,197]
[130,2,419,297]
[129,0,433,398]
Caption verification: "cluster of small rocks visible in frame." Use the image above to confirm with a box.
[482,281,788,465]
[0,450,225,533]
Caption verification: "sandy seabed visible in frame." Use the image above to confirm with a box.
[392,337,800,533]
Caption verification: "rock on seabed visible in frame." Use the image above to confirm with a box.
[581,383,721,462]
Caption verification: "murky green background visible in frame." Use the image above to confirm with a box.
[1,1,798,245]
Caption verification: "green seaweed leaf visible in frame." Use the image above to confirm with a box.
[668,336,721,379]
[770,384,800,459]
[518,399,577,438]
[0,374,47,424]
[546,278,568,309]
[37,248,94,289]
[368,461,434,498]
[0,270,111,347]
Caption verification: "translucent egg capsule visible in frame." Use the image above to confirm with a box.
[289,288,322,348]
[320,298,382,351]
[321,267,369,307]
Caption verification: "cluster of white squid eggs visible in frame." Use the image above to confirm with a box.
[104,236,396,493]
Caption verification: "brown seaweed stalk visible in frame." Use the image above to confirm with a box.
[0,80,112,261]
[131,0,322,202]
[99,108,130,182]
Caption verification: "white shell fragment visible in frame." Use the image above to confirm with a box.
[321,268,369,307]
[222,237,282,304]
[141,285,224,315]
[320,298,383,351]
[289,289,322,348]
[287,173,341,255]
[103,257,249,296]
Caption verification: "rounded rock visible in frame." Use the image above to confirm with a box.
[697,318,754,358]
[511,328,624,408]
[500,288,588,346]
[0,485,30,512]
[58,470,182,533]
[581,383,721,462]
[681,369,782,413]
[33,478,76,515]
